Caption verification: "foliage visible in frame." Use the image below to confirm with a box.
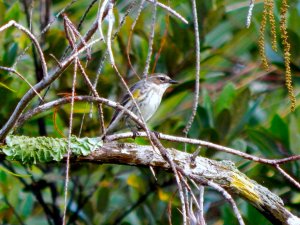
[0,0,300,224]
[2,135,102,164]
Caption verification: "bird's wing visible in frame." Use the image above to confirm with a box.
[108,81,142,127]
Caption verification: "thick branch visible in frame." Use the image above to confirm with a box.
[76,142,299,225]
[1,135,299,224]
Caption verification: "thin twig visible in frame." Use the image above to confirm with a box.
[146,0,188,24]
[275,165,300,190]
[0,66,43,100]
[63,14,105,135]
[77,0,98,31]
[127,0,145,79]
[78,53,108,137]
[0,38,101,142]
[62,19,79,225]
[77,61,105,134]
[63,13,92,60]
[98,0,109,41]
[198,186,205,224]
[179,173,201,211]
[183,0,200,135]
[205,180,245,225]
[142,0,157,78]
[246,0,255,28]
[0,0,133,141]
[107,1,115,65]
[190,176,245,225]
[152,11,169,73]
[13,0,78,70]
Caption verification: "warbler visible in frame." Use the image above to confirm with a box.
[105,73,178,135]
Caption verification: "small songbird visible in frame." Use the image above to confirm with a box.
[105,73,178,135]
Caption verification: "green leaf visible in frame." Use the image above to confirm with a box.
[269,114,289,149]
[96,187,110,212]
[221,204,239,225]
[215,109,231,140]
[231,138,247,152]
[189,106,211,139]
[0,82,16,92]
[3,43,18,67]
[230,88,250,129]
[21,194,34,217]
[289,115,300,154]
[202,89,214,128]
[0,166,31,178]
[215,82,236,115]
[229,93,263,140]
[247,129,281,157]
[4,2,21,22]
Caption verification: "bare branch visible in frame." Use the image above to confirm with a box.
[0,37,101,142]
[98,0,109,41]
[62,18,79,225]
[142,0,157,78]
[146,0,188,24]
[0,20,48,79]
[205,181,245,225]
[127,0,145,79]
[246,0,255,28]
[183,0,200,135]
[275,165,300,190]
[107,1,115,65]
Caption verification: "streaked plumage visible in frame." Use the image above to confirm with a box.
[105,73,178,135]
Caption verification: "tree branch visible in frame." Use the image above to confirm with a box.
[73,142,299,225]
[2,135,300,224]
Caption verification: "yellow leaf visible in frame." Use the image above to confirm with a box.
[0,166,31,178]
[127,174,145,193]
[158,188,171,202]
[0,82,16,92]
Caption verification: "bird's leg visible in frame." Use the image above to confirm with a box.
[101,134,107,141]
[132,130,138,139]
[130,125,140,139]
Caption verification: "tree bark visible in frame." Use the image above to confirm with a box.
[76,141,299,225]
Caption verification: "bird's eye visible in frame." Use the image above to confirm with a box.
[159,77,166,82]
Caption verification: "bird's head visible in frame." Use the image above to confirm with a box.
[147,74,178,89]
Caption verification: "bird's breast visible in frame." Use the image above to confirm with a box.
[140,87,163,121]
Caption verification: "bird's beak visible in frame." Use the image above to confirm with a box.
[169,79,179,84]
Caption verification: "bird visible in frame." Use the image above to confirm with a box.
[104,73,178,137]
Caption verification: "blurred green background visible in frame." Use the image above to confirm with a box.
[0,0,300,224]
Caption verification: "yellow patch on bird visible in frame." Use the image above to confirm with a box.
[132,89,141,99]
[230,173,262,204]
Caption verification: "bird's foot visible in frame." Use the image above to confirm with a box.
[132,130,139,139]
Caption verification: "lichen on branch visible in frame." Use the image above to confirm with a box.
[1,135,102,164]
